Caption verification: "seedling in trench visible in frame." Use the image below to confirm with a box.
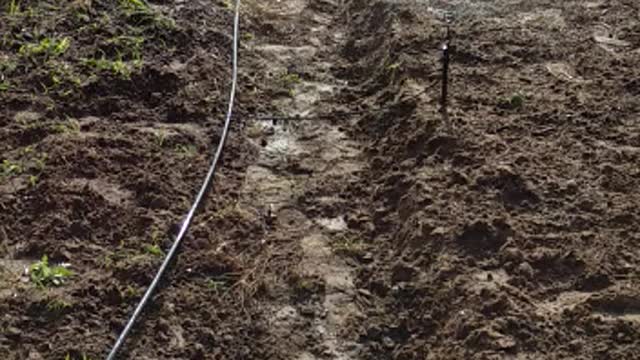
[29,255,73,287]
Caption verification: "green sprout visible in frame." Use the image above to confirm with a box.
[144,244,164,256]
[29,255,73,287]
[20,37,70,59]
[1,159,23,177]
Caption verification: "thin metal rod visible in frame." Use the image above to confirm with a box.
[105,0,241,358]
[440,27,450,113]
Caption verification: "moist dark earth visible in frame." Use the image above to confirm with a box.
[1,0,640,359]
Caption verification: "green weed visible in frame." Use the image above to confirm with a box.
[7,0,20,15]
[82,57,133,79]
[175,144,197,158]
[153,130,167,148]
[242,32,254,41]
[143,243,164,256]
[281,73,301,87]
[0,81,8,92]
[28,174,38,187]
[121,285,139,299]
[205,276,230,293]
[1,159,22,177]
[47,298,72,312]
[29,255,73,287]
[20,37,70,59]
[51,118,81,134]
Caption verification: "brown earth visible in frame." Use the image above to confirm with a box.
[1,0,639,359]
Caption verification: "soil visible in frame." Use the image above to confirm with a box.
[1,0,639,359]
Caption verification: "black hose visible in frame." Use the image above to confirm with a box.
[105,0,241,358]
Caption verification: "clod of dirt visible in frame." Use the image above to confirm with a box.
[456,219,513,253]
[391,262,419,283]
[474,166,540,208]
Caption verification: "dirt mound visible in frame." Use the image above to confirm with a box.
[340,0,640,358]
[2,0,639,359]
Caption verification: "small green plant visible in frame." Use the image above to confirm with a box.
[7,0,20,15]
[0,81,8,92]
[153,130,167,148]
[29,255,73,287]
[205,276,230,293]
[107,35,144,62]
[242,32,254,41]
[175,144,197,158]
[51,118,80,134]
[281,73,301,87]
[332,236,365,257]
[1,159,22,177]
[82,57,133,79]
[33,153,47,172]
[121,285,139,299]
[144,243,163,256]
[386,62,401,71]
[221,0,233,10]
[20,37,70,59]
[47,298,72,312]
[28,175,38,187]
[120,0,149,12]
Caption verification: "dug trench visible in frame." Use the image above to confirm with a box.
[1,0,640,359]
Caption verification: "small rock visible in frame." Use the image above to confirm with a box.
[382,336,395,349]
[6,326,21,339]
[517,262,534,278]
[27,350,44,360]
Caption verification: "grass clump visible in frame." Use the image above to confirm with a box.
[29,255,73,287]
[82,57,134,79]
[19,37,70,59]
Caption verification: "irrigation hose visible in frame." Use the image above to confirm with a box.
[105,0,241,358]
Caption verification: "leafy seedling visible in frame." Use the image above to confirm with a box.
[1,159,22,177]
[20,37,70,59]
[29,255,73,287]
[143,243,163,256]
